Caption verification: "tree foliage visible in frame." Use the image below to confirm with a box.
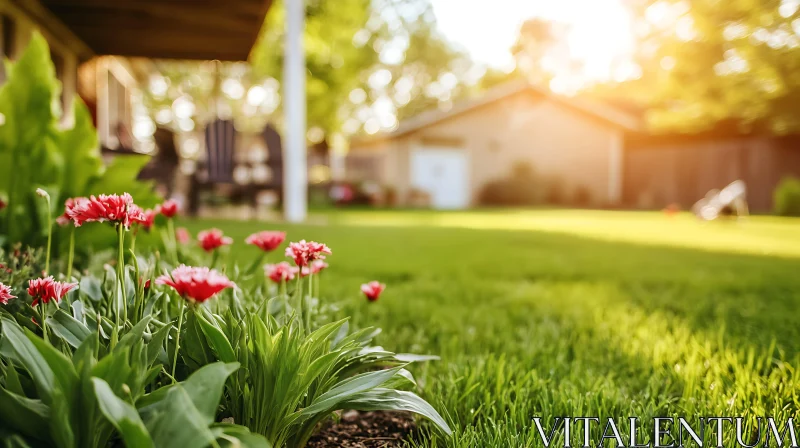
[630,0,800,134]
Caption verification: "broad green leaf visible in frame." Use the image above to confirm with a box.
[0,316,55,403]
[143,385,217,448]
[48,385,76,448]
[116,316,151,351]
[146,322,172,367]
[46,310,91,348]
[211,424,272,448]
[137,361,239,423]
[177,362,239,425]
[79,276,103,302]
[394,353,441,362]
[196,311,237,363]
[297,366,404,419]
[382,368,417,390]
[341,388,452,435]
[0,387,50,441]
[92,378,154,448]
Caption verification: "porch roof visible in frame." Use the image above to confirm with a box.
[39,0,272,60]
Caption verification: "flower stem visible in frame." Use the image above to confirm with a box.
[116,225,127,331]
[167,218,178,263]
[66,227,75,280]
[306,272,313,333]
[171,298,186,383]
[295,271,304,335]
[44,195,52,275]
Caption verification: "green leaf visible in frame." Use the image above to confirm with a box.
[181,362,240,424]
[46,310,92,348]
[137,361,239,425]
[0,387,50,441]
[394,353,441,362]
[79,276,103,302]
[57,99,102,200]
[25,328,79,394]
[297,366,404,419]
[116,316,151,351]
[0,316,55,403]
[146,322,172,367]
[211,424,272,448]
[142,385,217,448]
[341,388,452,435]
[195,311,237,363]
[92,378,154,448]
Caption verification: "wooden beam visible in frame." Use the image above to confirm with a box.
[7,0,93,58]
[36,0,270,60]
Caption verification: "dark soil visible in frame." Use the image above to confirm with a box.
[306,410,416,448]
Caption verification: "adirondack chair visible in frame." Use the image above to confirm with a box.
[137,126,180,197]
[188,119,236,214]
[187,120,285,215]
[692,180,749,220]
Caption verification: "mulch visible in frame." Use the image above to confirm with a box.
[306,410,417,448]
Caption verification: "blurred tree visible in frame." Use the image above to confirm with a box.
[250,0,475,138]
[142,0,480,147]
[511,18,569,86]
[626,0,800,134]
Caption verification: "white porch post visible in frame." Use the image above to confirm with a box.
[283,0,307,222]
[607,130,623,205]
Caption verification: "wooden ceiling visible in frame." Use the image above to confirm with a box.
[40,0,272,60]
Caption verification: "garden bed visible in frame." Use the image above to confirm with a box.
[308,411,415,448]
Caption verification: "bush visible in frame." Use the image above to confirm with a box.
[774,177,800,216]
[478,161,543,206]
[0,32,159,250]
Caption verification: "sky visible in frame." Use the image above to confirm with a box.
[431,0,637,82]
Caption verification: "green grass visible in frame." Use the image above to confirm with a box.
[184,209,800,447]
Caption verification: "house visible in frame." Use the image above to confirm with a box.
[346,81,800,212]
[0,0,271,147]
[346,81,641,209]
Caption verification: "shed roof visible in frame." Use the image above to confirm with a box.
[352,80,643,148]
[37,0,271,60]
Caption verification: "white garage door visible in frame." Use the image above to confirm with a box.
[411,147,469,209]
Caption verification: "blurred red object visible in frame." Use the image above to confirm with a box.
[663,203,680,217]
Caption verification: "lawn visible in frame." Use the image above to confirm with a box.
[185,209,800,447]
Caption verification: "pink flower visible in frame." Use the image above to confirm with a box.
[176,227,191,245]
[0,283,16,305]
[66,193,141,228]
[27,276,77,306]
[0,198,6,211]
[198,228,233,252]
[265,262,298,283]
[158,199,179,218]
[310,259,328,274]
[284,240,331,267]
[175,227,192,244]
[57,197,87,226]
[297,261,326,277]
[361,281,385,302]
[156,265,234,303]
[133,207,157,231]
[246,231,286,252]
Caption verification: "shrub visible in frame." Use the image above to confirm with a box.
[0,32,159,250]
[478,161,543,206]
[774,177,800,216]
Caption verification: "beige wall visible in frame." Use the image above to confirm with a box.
[349,91,624,207]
